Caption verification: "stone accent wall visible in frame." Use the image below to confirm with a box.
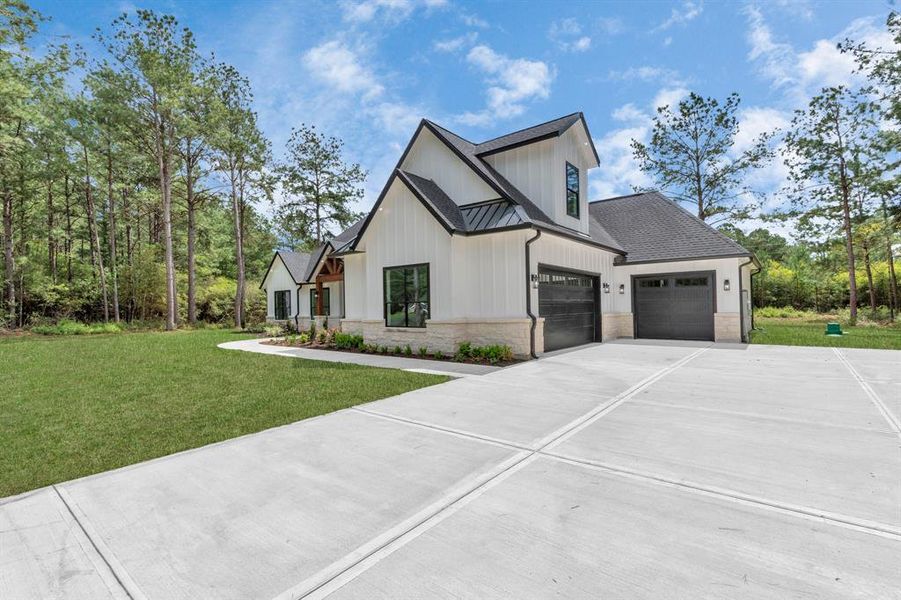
[341,318,537,358]
[714,312,741,342]
[602,313,633,341]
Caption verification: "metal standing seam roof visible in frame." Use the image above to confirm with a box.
[588,191,752,264]
[460,199,527,231]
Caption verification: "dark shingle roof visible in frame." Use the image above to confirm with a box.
[303,243,329,281]
[474,113,583,156]
[278,251,312,283]
[589,192,751,264]
[399,171,467,231]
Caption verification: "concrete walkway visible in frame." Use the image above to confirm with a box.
[3,342,900,599]
[218,338,501,377]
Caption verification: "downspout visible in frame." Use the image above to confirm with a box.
[525,229,542,359]
[738,257,755,342]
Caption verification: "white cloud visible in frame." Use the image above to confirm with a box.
[653,1,703,32]
[302,40,384,100]
[549,18,592,53]
[460,44,555,123]
[744,10,897,95]
[597,17,624,36]
[590,124,653,199]
[433,32,478,53]
[341,0,447,24]
[652,87,689,110]
[460,11,489,28]
[611,103,649,123]
[369,101,426,135]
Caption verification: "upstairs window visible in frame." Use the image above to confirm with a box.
[384,264,429,327]
[566,162,580,218]
[274,290,292,320]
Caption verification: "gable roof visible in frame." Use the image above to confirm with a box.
[474,112,599,165]
[589,192,752,264]
[259,250,310,288]
[348,115,625,254]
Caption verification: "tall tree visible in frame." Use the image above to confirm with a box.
[98,10,197,330]
[781,87,879,323]
[631,92,774,224]
[209,64,270,329]
[177,64,215,325]
[276,124,365,248]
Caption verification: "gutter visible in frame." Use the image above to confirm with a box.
[738,256,758,342]
[525,230,542,359]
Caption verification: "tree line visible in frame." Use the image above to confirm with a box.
[1,2,365,330]
[631,13,900,323]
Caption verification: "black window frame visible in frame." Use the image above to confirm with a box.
[274,290,292,320]
[310,287,331,316]
[383,263,430,328]
[565,161,580,219]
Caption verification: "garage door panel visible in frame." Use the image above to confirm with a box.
[634,273,714,341]
[538,268,598,352]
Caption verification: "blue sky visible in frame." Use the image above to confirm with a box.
[32,0,898,233]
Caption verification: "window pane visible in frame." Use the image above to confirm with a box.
[386,302,406,326]
[567,190,579,217]
[408,302,428,327]
[386,268,406,303]
[323,288,331,314]
[414,265,429,301]
[566,163,579,192]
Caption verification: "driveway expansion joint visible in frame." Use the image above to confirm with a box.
[285,346,711,599]
[832,348,901,437]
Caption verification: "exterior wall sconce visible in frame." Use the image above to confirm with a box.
[723,279,731,291]
[531,273,539,289]
[618,284,625,294]
[602,282,610,293]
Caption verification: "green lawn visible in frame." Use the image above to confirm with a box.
[750,317,901,350]
[0,329,447,497]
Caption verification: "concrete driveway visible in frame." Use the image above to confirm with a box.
[3,341,900,599]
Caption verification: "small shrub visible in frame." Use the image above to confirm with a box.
[403,344,413,356]
[286,334,297,345]
[31,320,124,336]
[479,344,514,364]
[316,329,329,344]
[418,346,428,357]
[456,341,472,358]
[379,345,388,354]
[433,350,445,360]
[390,345,400,355]
[298,332,310,344]
[263,323,284,338]
[334,332,364,350]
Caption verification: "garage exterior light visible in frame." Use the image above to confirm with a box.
[602,282,610,293]
[618,284,625,294]
[723,279,730,291]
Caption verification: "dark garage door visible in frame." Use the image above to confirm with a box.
[634,273,714,341]
[538,268,599,352]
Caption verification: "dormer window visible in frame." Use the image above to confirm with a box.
[565,162,580,218]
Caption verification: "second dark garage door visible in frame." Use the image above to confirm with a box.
[538,267,599,352]
[634,272,715,341]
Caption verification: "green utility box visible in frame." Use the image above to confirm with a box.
[825,322,843,336]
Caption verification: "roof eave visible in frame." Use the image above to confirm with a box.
[613,252,755,266]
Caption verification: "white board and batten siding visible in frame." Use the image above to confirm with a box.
[484,125,594,235]
[263,255,298,319]
[401,128,496,205]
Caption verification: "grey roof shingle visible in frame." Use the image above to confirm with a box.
[277,251,312,283]
[474,113,583,156]
[589,192,751,264]
[399,171,467,231]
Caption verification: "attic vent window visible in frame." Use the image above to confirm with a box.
[565,162,580,218]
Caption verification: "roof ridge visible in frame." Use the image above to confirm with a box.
[588,191,649,204]
[475,112,582,147]
[423,119,478,146]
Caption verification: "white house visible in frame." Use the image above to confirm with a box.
[260,113,759,357]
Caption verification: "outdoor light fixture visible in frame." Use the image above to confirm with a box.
[723,279,731,291]
[531,273,539,289]
[602,282,610,293]
[618,284,625,294]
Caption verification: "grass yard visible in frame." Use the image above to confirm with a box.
[0,329,448,497]
[751,317,901,350]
